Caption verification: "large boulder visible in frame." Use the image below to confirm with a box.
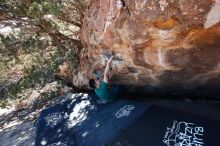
[77,0,220,97]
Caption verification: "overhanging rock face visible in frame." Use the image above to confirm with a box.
[78,0,220,97]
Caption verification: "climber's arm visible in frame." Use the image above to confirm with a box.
[103,56,114,83]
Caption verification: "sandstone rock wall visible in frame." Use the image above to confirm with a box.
[78,0,220,97]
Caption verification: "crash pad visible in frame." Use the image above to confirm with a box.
[35,93,150,146]
[35,93,220,146]
[107,106,220,146]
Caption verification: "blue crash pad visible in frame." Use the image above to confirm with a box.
[35,93,150,146]
[107,106,220,146]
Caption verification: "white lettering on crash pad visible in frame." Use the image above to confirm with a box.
[163,121,205,146]
[48,142,67,146]
[44,112,63,127]
[115,105,135,118]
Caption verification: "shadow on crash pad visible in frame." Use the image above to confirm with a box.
[35,93,220,146]
[35,93,150,146]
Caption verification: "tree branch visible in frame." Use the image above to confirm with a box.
[57,16,82,28]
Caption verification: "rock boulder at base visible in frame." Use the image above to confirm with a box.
[77,0,220,98]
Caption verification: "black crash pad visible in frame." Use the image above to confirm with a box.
[35,93,150,146]
[107,106,220,146]
[35,93,220,146]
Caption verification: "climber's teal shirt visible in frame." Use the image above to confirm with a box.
[95,81,117,102]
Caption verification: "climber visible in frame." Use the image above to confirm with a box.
[89,56,120,103]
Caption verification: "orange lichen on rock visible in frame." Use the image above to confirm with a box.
[153,17,179,30]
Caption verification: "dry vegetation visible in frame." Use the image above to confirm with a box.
[0,2,87,144]
[0,0,87,108]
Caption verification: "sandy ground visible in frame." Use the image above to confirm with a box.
[0,93,72,146]
[0,121,35,146]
